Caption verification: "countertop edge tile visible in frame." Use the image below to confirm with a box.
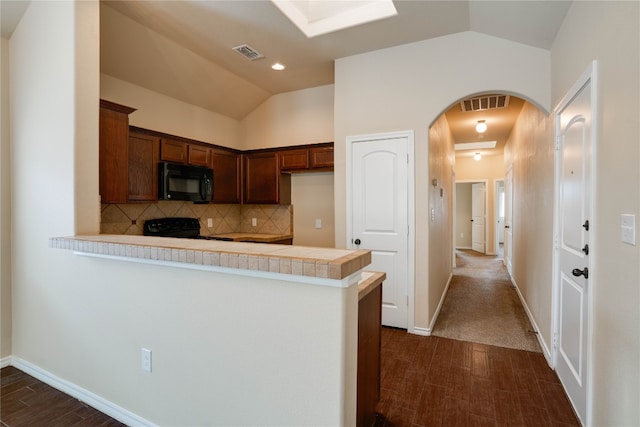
[51,235,371,280]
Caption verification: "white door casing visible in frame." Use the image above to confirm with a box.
[504,168,514,275]
[471,182,486,253]
[347,131,414,330]
[553,61,597,426]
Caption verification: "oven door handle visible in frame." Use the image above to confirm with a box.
[200,175,211,201]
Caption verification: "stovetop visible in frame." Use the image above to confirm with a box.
[143,217,233,240]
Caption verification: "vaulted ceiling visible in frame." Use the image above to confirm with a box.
[1,1,571,153]
[99,0,571,120]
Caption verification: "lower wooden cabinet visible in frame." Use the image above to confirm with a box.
[357,282,382,427]
[128,131,159,202]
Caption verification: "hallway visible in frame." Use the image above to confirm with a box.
[375,328,579,426]
[432,250,540,352]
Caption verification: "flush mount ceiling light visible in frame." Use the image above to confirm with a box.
[454,141,497,151]
[271,0,397,38]
[271,63,286,71]
[474,153,482,161]
[475,120,488,133]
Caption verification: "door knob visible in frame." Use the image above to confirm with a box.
[572,267,589,279]
[354,238,361,246]
[504,225,510,229]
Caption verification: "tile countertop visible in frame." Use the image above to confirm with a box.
[50,235,371,281]
[210,233,292,243]
[357,271,386,301]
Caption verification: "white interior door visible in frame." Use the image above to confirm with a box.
[554,64,595,426]
[471,182,486,253]
[351,136,408,329]
[504,168,513,275]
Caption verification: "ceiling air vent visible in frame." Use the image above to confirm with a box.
[232,44,264,61]
[461,95,510,112]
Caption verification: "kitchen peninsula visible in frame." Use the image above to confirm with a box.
[50,234,382,426]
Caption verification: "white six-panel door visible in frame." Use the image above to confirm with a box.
[554,62,596,426]
[350,135,409,329]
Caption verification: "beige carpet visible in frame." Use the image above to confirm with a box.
[431,250,542,352]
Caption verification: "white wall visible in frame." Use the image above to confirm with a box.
[9,2,356,425]
[427,114,455,323]
[291,172,335,247]
[241,85,334,150]
[101,74,242,149]
[335,31,550,330]
[551,1,640,425]
[0,37,11,359]
[503,101,554,354]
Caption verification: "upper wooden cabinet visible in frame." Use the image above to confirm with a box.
[188,145,212,168]
[310,146,334,169]
[128,130,159,202]
[212,149,242,204]
[279,149,310,171]
[160,138,188,164]
[99,100,136,204]
[243,152,291,205]
[278,143,334,172]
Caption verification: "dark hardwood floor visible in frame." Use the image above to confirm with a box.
[1,328,579,427]
[0,366,125,427]
[375,327,580,427]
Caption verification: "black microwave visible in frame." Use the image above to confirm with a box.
[159,162,213,202]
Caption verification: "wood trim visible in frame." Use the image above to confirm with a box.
[99,99,136,115]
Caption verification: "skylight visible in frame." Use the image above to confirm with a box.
[271,0,398,38]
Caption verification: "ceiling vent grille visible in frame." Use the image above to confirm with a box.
[460,95,510,112]
[232,44,264,61]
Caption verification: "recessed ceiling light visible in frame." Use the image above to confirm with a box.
[271,63,286,71]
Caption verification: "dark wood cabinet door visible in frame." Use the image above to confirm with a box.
[279,149,310,171]
[310,146,334,169]
[244,152,281,204]
[212,149,241,204]
[188,144,212,168]
[99,100,136,204]
[160,139,187,164]
[128,131,159,202]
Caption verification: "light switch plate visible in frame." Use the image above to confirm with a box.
[621,214,636,245]
[315,219,322,229]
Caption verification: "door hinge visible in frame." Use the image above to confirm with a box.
[555,136,561,151]
[407,296,409,306]
[553,332,559,349]
[554,234,559,250]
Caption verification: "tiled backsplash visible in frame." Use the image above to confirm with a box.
[101,201,293,236]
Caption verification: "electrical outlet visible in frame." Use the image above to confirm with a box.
[207,218,213,228]
[141,348,152,372]
[251,218,257,227]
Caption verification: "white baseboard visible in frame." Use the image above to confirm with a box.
[509,276,553,365]
[429,272,453,332]
[411,326,431,336]
[8,357,156,427]
[456,246,472,250]
[1,355,11,368]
